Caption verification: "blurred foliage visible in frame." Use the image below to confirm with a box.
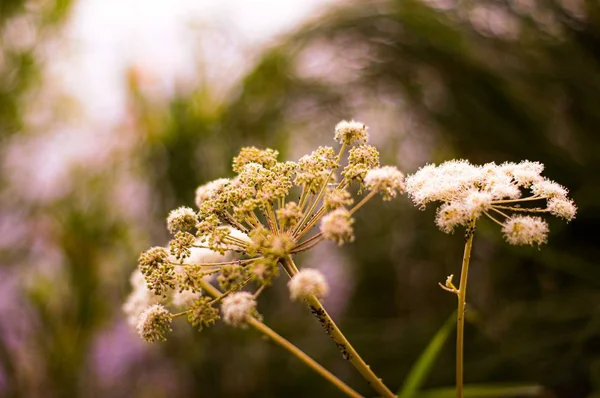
[1,0,600,397]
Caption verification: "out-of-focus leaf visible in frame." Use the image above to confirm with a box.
[399,311,456,397]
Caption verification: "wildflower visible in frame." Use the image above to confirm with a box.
[138,247,175,297]
[406,160,576,241]
[320,208,355,245]
[187,297,220,331]
[288,268,329,300]
[221,292,256,327]
[342,145,380,184]
[276,202,303,230]
[324,188,353,211]
[167,206,198,234]
[501,215,549,246]
[195,178,230,207]
[334,120,369,145]
[136,304,172,343]
[547,197,577,221]
[364,166,405,200]
[169,231,196,260]
[232,147,279,173]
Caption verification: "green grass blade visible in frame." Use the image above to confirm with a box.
[414,383,544,398]
[399,311,457,397]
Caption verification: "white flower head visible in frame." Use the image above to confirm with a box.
[221,291,256,327]
[531,179,568,198]
[501,216,549,246]
[334,120,369,145]
[320,208,355,245]
[288,268,329,301]
[195,178,230,208]
[547,197,577,221]
[364,166,405,200]
[464,191,493,217]
[435,202,470,234]
[167,206,198,234]
[136,304,172,343]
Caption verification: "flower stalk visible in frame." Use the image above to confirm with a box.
[456,218,476,398]
[198,279,362,398]
[285,256,395,398]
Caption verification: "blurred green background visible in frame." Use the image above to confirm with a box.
[0,0,599,397]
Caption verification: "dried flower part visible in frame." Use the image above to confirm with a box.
[324,188,353,211]
[232,147,279,173]
[136,304,172,343]
[138,247,175,297]
[502,215,549,246]
[364,166,405,200]
[187,297,220,331]
[288,268,329,300]
[342,145,380,185]
[250,257,279,285]
[276,202,303,230]
[547,197,577,221]
[169,231,196,260]
[167,206,198,234]
[218,263,245,291]
[334,120,369,145]
[130,120,406,339]
[195,178,231,208]
[320,208,355,245]
[295,146,338,193]
[221,292,256,327]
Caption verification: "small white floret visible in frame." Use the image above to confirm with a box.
[364,166,405,200]
[221,292,256,327]
[334,120,369,145]
[288,268,329,301]
[501,216,549,246]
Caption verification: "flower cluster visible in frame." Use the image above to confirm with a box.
[126,121,405,342]
[405,160,576,245]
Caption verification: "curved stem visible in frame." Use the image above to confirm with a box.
[198,280,362,398]
[456,218,476,398]
[285,256,395,398]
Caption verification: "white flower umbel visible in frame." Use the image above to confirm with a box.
[405,159,576,239]
[288,268,329,301]
[130,120,405,398]
[123,270,162,327]
[334,120,369,146]
[136,304,173,343]
[406,158,576,398]
[502,215,549,246]
[167,206,198,234]
[195,178,231,208]
[221,291,256,327]
[320,209,355,246]
[365,166,405,200]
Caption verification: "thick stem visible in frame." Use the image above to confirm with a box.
[285,256,394,398]
[456,218,476,398]
[198,280,362,398]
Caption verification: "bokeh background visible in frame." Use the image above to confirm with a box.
[0,0,599,397]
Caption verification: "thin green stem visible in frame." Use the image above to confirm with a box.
[456,218,476,398]
[198,280,362,398]
[285,256,395,398]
